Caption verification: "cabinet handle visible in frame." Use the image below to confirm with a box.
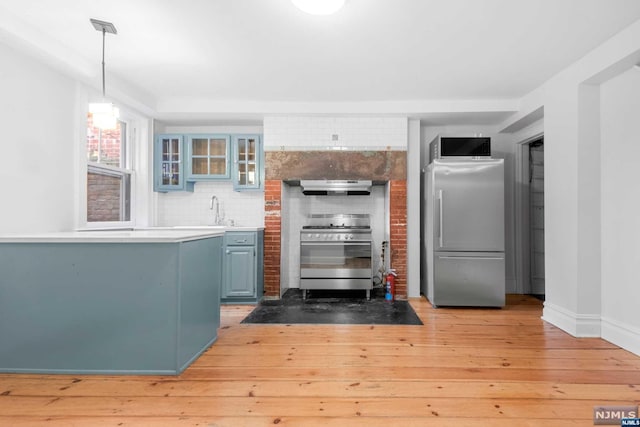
[236,239,247,243]
[226,250,230,254]
[438,189,444,248]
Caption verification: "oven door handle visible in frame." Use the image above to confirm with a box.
[300,242,371,246]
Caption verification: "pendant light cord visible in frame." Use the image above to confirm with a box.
[101,28,106,98]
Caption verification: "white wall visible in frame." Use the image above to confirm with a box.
[155,125,265,227]
[501,17,640,354]
[600,67,640,355]
[406,119,421,297]
[0,41,77,233]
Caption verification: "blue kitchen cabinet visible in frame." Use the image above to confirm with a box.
[222,230,264,303]
[154,134,194,192]
[187,134,231,180]
[0,235,223,375]
[232,134,263,191]
[154,133,263,192]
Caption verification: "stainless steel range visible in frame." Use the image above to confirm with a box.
[300,214,373,299]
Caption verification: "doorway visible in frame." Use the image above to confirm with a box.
[515,134,545,296]
[528,138,545,295]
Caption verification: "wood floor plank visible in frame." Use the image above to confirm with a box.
[180,366,640,384]
[1,378,639,400]
[192,354,640,371]
[203,344,638,360]
[1,294,638,426]
[0,416,594,427]
[0,395,629,419]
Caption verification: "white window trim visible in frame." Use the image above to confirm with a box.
[83,114,136,230]
[76,83,153,231]
[87,162,134,224]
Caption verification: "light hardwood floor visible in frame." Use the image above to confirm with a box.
[1,295,639,426]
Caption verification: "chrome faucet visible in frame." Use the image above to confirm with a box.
[209,195,220,225]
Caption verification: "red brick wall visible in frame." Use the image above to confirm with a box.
[87,172,122,222]
[262,151,408,300]
[389,180,407,299]
[263,180,282,297]
[86,113,126,222]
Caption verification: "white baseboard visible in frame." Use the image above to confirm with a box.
[541,302,601,337]
[601,317,640,357]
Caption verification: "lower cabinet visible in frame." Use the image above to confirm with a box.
[222,230,264,303]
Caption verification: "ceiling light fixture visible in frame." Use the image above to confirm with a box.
[291,0,346,15]
[89,18,119,130]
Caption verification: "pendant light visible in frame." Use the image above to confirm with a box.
[291,0,346,15]
[89,18,119,130]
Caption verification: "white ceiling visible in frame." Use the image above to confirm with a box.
[2,0,640,126]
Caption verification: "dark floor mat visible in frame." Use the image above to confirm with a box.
[241,288,423,325]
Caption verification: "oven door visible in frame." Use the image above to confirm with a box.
[300,241,372,279]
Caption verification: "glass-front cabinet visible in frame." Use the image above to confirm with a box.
[187,134,230,180]
[232,134,262,190]
[153,133,263,192]
[154,134,194,192]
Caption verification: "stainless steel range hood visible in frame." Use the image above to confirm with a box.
[300,180,372,196]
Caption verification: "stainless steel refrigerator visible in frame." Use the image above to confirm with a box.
[422,159,505,307]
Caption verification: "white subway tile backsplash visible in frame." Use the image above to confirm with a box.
[156,181,264,227]
[264,116,408,151]
[281,184,388,289]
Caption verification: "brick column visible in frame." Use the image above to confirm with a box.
[389,180,407,299]
[263,180,282,298]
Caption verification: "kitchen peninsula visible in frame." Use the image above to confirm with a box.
[0,229,224,375]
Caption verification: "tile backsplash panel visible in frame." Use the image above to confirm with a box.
[281,184,387,289]
[156,181,264,227]
[264,116,408,150]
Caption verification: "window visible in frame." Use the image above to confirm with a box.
[86,113,132,223]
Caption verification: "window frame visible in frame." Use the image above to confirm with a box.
[84,116,136,229]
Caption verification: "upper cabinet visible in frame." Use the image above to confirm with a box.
[187,134,231,180]
[232,134,262,191]
[154,134,194,192]
[154,133,263,192]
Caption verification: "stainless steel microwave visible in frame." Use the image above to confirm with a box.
[429,136,491,162]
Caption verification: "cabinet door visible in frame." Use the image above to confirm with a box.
[232,134,262,190]
[187,134,230,180]
[434,160,504,252]
[224,246,256,297]
[433,252,505,307]
[154,135,194,192]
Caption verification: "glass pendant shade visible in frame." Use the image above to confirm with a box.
[291,0,345,15]
[89,102,120,130]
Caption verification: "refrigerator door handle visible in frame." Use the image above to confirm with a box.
[438,256,505,261]
[438,189,443,248]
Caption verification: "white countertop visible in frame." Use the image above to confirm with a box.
[0,229,226,243]
[146,226,265,232]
